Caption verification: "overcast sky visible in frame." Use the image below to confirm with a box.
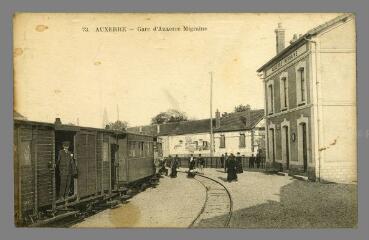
[14,13,340,127]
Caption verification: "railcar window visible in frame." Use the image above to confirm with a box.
[103,142,109,161]
[20,140,31,166]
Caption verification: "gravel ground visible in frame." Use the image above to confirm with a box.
[203,168,357,228]
[72,173,206,228]
[72,167,357,228]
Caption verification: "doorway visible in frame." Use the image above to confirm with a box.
[301,123,308,172]
[269,128,275,162]
[283,126,290,170]
[110,144,118,190]
[55,130,76,199]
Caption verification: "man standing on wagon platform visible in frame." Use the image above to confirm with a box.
[57,141,76,199]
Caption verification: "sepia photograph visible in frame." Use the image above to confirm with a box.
[13,12,357,228]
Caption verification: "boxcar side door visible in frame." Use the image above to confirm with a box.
[117,137,128,184]
[75,131,97,199]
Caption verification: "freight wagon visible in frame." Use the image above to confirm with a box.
[14,118,156,226]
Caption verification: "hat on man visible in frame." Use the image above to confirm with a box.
[62,141,70,147]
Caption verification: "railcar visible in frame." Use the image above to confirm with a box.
[14,119,156,226]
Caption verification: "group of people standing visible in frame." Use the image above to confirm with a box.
[154,155,181,178]
[187,154,205,178]
[154,150,264,182]
[220,152,244,182]
[248,153,263,168]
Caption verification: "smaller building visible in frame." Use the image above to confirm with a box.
[128,109,265,158]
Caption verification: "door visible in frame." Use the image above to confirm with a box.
[301,123,308,172]
[110,144,118,190]
[117,138,128,183]
[270,128,275,162]
[75,131,97,198]
[284,126,290,170]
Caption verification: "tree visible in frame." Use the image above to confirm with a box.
[106,120,128,131]
[234,104,251,112]
[151,109,188,125]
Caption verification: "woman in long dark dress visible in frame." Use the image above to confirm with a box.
[227,154,238,182]
[170,155,179,178]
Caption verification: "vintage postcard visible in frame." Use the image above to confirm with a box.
[13,13,357,228]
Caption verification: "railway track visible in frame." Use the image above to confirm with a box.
[189,174,233,228]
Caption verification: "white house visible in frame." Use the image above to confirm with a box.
[128,109,265,158]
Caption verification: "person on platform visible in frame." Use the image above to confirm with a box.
[220,154,225,168]
[57,141,77,199]
[188,154,196,178]
[236,152,243,174]
[224,152,228,173]
[198,154,205,174]
[249,153,255,168]
[166,155,172,176]
[154,157,161,176]
[227,153,238,182]
[256,152,261,169]
[170,155,179,178]
[159,158,168,176]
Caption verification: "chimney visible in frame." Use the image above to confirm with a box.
[55,117,62,125]
[275,23,285,54]
[215,109,220,129]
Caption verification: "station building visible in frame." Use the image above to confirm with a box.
[257,13,356,183]
[128,109,265,158]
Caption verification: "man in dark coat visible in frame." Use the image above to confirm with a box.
[188,154,196,178]
[249,154,255,168]
[256,152,261,168]
[170,155,179,178]
[236,152,243,173]
[198,154,205,174]
[57,141,77,199]
[227,153,238,182]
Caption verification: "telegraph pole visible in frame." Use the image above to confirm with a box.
[210,72,214,161]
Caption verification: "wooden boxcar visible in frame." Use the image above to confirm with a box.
[14,119,155,226]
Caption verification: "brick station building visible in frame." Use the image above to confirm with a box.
[257,13,356,183]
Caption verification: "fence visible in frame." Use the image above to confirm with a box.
[175,156,266,170]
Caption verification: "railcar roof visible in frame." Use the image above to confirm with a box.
[13,119,154,137]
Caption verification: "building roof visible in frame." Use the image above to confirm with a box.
[127,109,265,136]
[257,13,354,72]
[215,109,265,132]
[14,111,27,120]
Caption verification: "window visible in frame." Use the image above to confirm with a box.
[103,142,109,162]
[296,61,307,105]
[279,72,288,110]
[300,69,305,102]
[239,133,246,148]
[219,135,226,148]
[20,140,31,166]
[203,141,209,150]
[129,142,136,157]
[267,83,274,114]
[194,141,198,149]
